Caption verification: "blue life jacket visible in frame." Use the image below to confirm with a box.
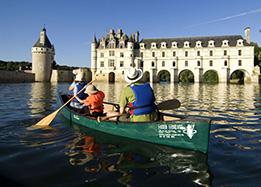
[72,82,88,103]
[128,83,156,115]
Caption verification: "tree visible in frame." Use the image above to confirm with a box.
[179,70,194,83]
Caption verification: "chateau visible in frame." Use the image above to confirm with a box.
[91,28,260,83]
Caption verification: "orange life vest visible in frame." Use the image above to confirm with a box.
[87,91,105,114]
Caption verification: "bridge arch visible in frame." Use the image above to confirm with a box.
[108,72,115,83]
[230,69,251,83]
[203,70,219,83]
[157,69,171,82]
[179,69,194,83]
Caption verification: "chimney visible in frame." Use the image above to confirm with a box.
[244,27,250,44]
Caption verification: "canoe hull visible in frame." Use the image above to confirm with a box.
[60,95,211,153]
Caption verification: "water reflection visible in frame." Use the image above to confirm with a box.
[62,124,213,186]
[29,83,59,117]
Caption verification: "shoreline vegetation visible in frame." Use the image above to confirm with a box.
[0,60,80,71]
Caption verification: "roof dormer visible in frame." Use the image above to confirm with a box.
[140,42,145,49]
[151,42,157,49]
[172,41,178,48]
[222,40,229,47]
[184,41,190,48]
[161,42,167,48]
[196,41,202,48]
[237,39,244,46]
[208,40,215,47]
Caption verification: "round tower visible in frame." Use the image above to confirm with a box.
[32,27,55,82]
[127,35,134,67]
[91,35,97,74]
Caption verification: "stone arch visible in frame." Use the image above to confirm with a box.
[230,69,251,84]
[179,69,194,83]
[203,70,219,83]
[108,72,115,83]
[157,69,171,82]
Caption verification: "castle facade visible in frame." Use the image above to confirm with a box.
[91,28,260,83]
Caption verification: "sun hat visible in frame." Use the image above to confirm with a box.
[84,84,99,94]
[124,67,143,83]
[75,72,86,82]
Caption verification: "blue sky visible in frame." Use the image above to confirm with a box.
[1,0,261,68]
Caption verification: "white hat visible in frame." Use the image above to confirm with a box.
[124,67,143,83]
[75,72,86,82]
[84,84,99,94]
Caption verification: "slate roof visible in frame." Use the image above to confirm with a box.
[33,29,53,48]
[140,35,250,48]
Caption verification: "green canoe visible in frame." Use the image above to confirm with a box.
[60,95,211,153]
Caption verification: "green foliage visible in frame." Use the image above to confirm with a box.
[159,71,170,81]
[0,60,32,71]
[0,60,79,71]
[179,70,194,83]
[203,71,218,83]
[250,42,261,66]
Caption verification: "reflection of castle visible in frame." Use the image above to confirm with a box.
[91,28,260,83]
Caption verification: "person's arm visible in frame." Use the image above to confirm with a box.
[69,82,75,91]
[75,95,84,103]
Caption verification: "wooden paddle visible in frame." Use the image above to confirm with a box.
[97,98,180,123]
[34,79,96,127]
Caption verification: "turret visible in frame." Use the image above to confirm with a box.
[31,27,55,82]
[91,35,97,73]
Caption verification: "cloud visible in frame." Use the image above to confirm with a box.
[184,8,261,28]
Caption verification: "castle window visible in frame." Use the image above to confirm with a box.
[222,40,229,47]
[209,50,213,56]
[197,61,200,66]
[120,61,124,67]
[173,61,176,67]
[152,52,155,57]
[100,53,104,57]
[224,60,228,66]
[151,61,155,67]
[152,42,157,49]
[196,41,202,47]
[224,50,227,56]
[120,52,124,57]
[162,51,165,57]
[100,61,104,67]
[140,52,143,58]
[108,59,114,67]
[100,44,104,49]
[109,51,115,56]
[197,51,200,56]
[185,61,188,67]
[237,39,244,46]
[172,42,177,48]
[209,60,213,66]
[161,42,167,48]
[238,60,242,66]
[162,61,165,67]
[238,50,242,56]
[185,51,188,57]
[208,40,215,47]
[184,41,190,48]
[173,51,176,57]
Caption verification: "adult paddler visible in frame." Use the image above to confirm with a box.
[107,67,158,122]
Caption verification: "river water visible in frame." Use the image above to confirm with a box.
[0,82,260,186]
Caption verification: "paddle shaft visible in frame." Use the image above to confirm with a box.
[97,113,127,123]
[35,79,96,126]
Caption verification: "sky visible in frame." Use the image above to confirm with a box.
[1,0,261,68]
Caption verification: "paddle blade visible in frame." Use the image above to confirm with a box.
[34,110,59,126]
[157,99,181,110]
